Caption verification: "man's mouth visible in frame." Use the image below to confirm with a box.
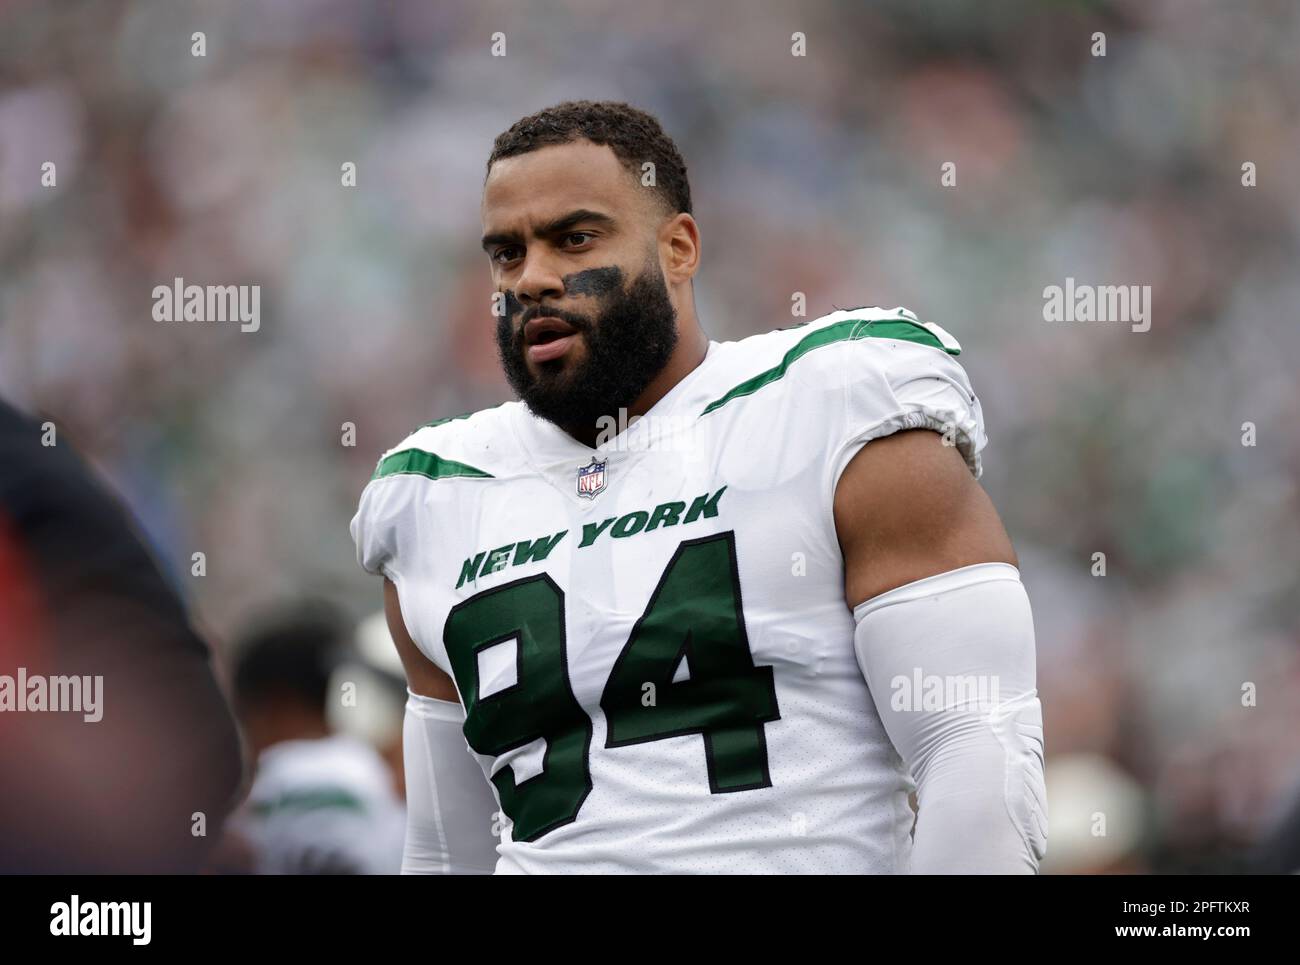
[524,315,580,364]
[527,331,579,364]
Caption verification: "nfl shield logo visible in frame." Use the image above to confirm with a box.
[576,457,607,499]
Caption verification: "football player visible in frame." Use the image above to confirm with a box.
[352,100,1047,873]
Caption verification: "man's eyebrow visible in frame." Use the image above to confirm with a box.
[480,209,616,251]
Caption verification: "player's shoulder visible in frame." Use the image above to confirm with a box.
[736,305,961,363]
[366,401,522,487]
[701,306,965,415]
[353,402,524,579]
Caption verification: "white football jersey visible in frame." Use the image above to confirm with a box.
[351,307,986,874]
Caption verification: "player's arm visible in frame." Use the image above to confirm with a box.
[385,577,458,700]
[834,429,1047,873]
[383,577,500,874]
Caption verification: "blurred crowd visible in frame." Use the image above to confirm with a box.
[2,0,1298,872]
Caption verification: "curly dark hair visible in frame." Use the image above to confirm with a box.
[486,100,692,216]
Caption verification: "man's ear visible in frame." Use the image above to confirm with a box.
[661,212,701,285]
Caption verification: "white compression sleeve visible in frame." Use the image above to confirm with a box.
[853,562,1048,873]
[402,690,501,874]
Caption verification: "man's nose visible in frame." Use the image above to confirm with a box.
[514,252,565,307]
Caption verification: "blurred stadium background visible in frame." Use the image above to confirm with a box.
[2,0,1298,872]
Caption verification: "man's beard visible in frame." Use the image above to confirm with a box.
[495,262,679,433]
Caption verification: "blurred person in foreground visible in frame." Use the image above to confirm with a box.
[351,101,1047,874]
[0,397,243,872]
[220,607,404,874]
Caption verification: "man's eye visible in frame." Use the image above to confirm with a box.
[493,247,521,265]
[563,232,594,247]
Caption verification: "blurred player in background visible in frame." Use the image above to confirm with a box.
[220,606,404,874]
[330,609,412,793]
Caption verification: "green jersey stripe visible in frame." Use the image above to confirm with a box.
[699,317,958,417]
[249,788,367,816]
[372,448,494,482]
